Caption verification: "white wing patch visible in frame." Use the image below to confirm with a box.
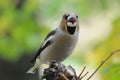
[41,35,54,48]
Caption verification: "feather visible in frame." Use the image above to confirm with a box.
[27,58,41,74]
[30,30,56,63]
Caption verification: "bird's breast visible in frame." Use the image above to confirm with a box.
[40,31,79,63]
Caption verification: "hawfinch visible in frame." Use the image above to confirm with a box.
[27,12,79,74]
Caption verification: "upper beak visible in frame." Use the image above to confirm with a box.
[68,17,76,24]
[67,13,77,23]
[66,13,78,27]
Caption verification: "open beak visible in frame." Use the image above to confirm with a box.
[66,13,78,34]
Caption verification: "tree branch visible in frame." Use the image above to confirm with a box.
[86,49,120,80]
[41,49,120,80]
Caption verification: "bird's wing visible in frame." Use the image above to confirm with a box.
[30,30,56,63]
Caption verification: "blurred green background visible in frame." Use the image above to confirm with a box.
[0,0,120,80]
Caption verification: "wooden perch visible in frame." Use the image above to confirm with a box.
[41,60,77,80]
[41,49,120,80]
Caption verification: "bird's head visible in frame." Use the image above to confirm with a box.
[60,12,79,35]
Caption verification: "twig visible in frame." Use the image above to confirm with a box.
[59,73,69,80]
[79,71,89,80]
[77,66,86,79]
[86,49,120,80]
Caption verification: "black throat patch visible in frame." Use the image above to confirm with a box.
[67,26,76,35]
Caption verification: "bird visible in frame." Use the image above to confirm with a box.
[27,12,79,74]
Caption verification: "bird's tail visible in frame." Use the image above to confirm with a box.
[26,58,41,74]
[38,64,49,79]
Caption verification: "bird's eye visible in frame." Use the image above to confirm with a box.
[63,14,69,20]
[76,15,78,18]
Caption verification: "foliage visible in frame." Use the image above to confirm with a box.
[0,0,120,80]
[101,63,120,80]
[0,0,50,61]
